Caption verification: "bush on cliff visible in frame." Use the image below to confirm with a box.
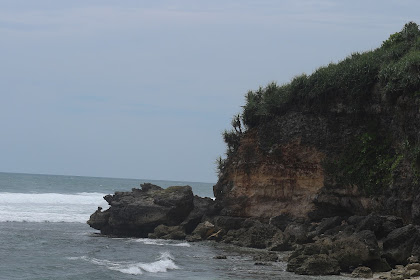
[241,22,420,128]
[218,22,420,195]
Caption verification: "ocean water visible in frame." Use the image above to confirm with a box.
[0,172,348,280]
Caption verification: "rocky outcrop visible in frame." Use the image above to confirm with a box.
[87,183,215,237]
[88,23,420,277]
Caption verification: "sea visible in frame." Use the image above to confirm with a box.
[0,172,349,280]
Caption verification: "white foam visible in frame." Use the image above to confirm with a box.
[0,192,108,223]
[69,252,178,275]
[133,238,191,247]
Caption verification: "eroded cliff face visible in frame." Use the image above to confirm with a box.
[214,131,325,219]
[214,93,420,223]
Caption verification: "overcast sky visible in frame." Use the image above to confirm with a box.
[1,0,419,183]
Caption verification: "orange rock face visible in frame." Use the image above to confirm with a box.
[215,132,325,219]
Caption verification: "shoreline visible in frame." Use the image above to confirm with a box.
[88,183,420,278]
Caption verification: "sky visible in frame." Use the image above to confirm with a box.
[1,0,419,183]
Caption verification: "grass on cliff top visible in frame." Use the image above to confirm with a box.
[240,22,420,128]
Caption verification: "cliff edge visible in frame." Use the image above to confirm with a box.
[214,22,420,223]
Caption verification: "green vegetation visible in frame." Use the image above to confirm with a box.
[218,22,420,193]
[324,132,403,195]
[240,22,420,129]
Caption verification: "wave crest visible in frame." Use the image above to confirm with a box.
[69,252,178,275]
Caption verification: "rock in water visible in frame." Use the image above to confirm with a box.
[87,183,194,237]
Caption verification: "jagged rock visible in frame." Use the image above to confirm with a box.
[148,225,186,240]
[294,254,341,275]
[351,266,373,278]
[383,225,419,266]
[186,221,215,241]
[87,207,110,232]
[181,196,216,234]
[88,183,195,237]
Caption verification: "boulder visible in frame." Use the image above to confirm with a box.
[87,183,194,237]
[383,225,419,266]
[148,225,186,240]
[269,214,293,231]
[284,222,310,244]
[267,230,291,251]
[314,216,343,236]
[351,266,373,278]
[223,222,280,249]
[294,254,341,275]
[330,230,381,271]
[186,221,215,241]
[181,196,216,234]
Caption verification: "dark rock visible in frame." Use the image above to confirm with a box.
[383,224,419,266]
[355,214,384,234]
[224,223,280,249]
[314,216,343,235]
[284,222,310,244]
[148,225,186,240]
[267,230,292,251]
[348,215,365,226]
[212,216,246,231]
[351,266,373,278]
[412,194,420,224]
[287,255,309,272]
[87,207,110,232]
[253,252,279,262]
[365,258,392,272]
[254,262,271,266]
[181,196,215,234]
[269,214,293,231]
[294,254,341,275]
[186,221,215,241]
[380,216,404,238]
[87,183,194,237]
[330,230,381,271]
[213,255,227,259]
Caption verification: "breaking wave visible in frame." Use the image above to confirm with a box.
[68,252,178,275]
[132,238,191,247]
[0,192,108,223]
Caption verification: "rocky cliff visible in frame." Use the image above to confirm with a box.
[214,22,420,223]
[88,23,420,277]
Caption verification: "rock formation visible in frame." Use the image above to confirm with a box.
[88,183,215,237]
[88,22,420,277]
